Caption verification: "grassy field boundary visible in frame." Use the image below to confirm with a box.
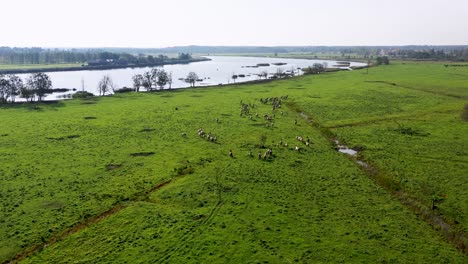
[285,101,468,254]
[365,80,468,100]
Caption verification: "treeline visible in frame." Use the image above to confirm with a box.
[0,47,192,65]
[387,49,468,60]
[109,45,468,60]
[0,73,53,103]
[0,47,102,64]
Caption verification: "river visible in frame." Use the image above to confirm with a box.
[17,56,366,100]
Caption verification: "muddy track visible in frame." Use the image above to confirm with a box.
[156,165,230,263]
[6,178,175,264]
[286,101,467,254]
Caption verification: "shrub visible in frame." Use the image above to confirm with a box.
[72,91,94,99]
[114,87,134,93]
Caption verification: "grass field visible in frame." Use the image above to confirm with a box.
[0,61,467,263]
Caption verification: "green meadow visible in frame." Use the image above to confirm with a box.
[0,61,467,263]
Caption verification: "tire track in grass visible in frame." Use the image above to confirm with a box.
[286,101,468,255]
[365,80,468,100]
[156,165,230,264]
[6,178,175,264]
[156,200,224,264]
[325,109,459,129]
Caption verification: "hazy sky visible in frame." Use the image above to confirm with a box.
[2,0,467,48]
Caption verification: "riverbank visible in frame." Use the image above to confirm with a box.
[0,57,210,74]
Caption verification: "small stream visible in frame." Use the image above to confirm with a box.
[333,139,370,168]
[335,140,358,156]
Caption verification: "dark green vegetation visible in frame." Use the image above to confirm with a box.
[0,47,201,74]
[1,62,467,263]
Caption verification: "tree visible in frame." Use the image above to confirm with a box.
[0,74,9,103]
[142,71,153,91]
[20,86,35,102]
[383,56,389,65]
[6,75,23,103]
[132,74,143,92]
[178,53,192,60]
[275,68,284,78]
[232,73,238,83]
[463,48,468,61]
[304,63,325,75]
[155,69,169,90]
[97,75,114,96]
[312,63,325,73]
[150,68,160,90]
[186,72,198,87]
[376,56,389,65]
[26,73,52,101]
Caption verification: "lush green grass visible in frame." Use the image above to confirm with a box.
[291,62,468,231]
[0,61,467,262]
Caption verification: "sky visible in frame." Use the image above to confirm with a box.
[1,0,467,48]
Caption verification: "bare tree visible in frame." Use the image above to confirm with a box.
[168,72,173,89]
[97,75,114,96]
[275,68,284,78]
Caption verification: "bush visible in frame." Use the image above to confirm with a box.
[376,56,390,65]
[114,87,134,93]
[72,91,94,99]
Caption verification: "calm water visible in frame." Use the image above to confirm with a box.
[17,56,366,100]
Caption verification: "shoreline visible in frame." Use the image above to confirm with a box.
[0,57,210,74]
